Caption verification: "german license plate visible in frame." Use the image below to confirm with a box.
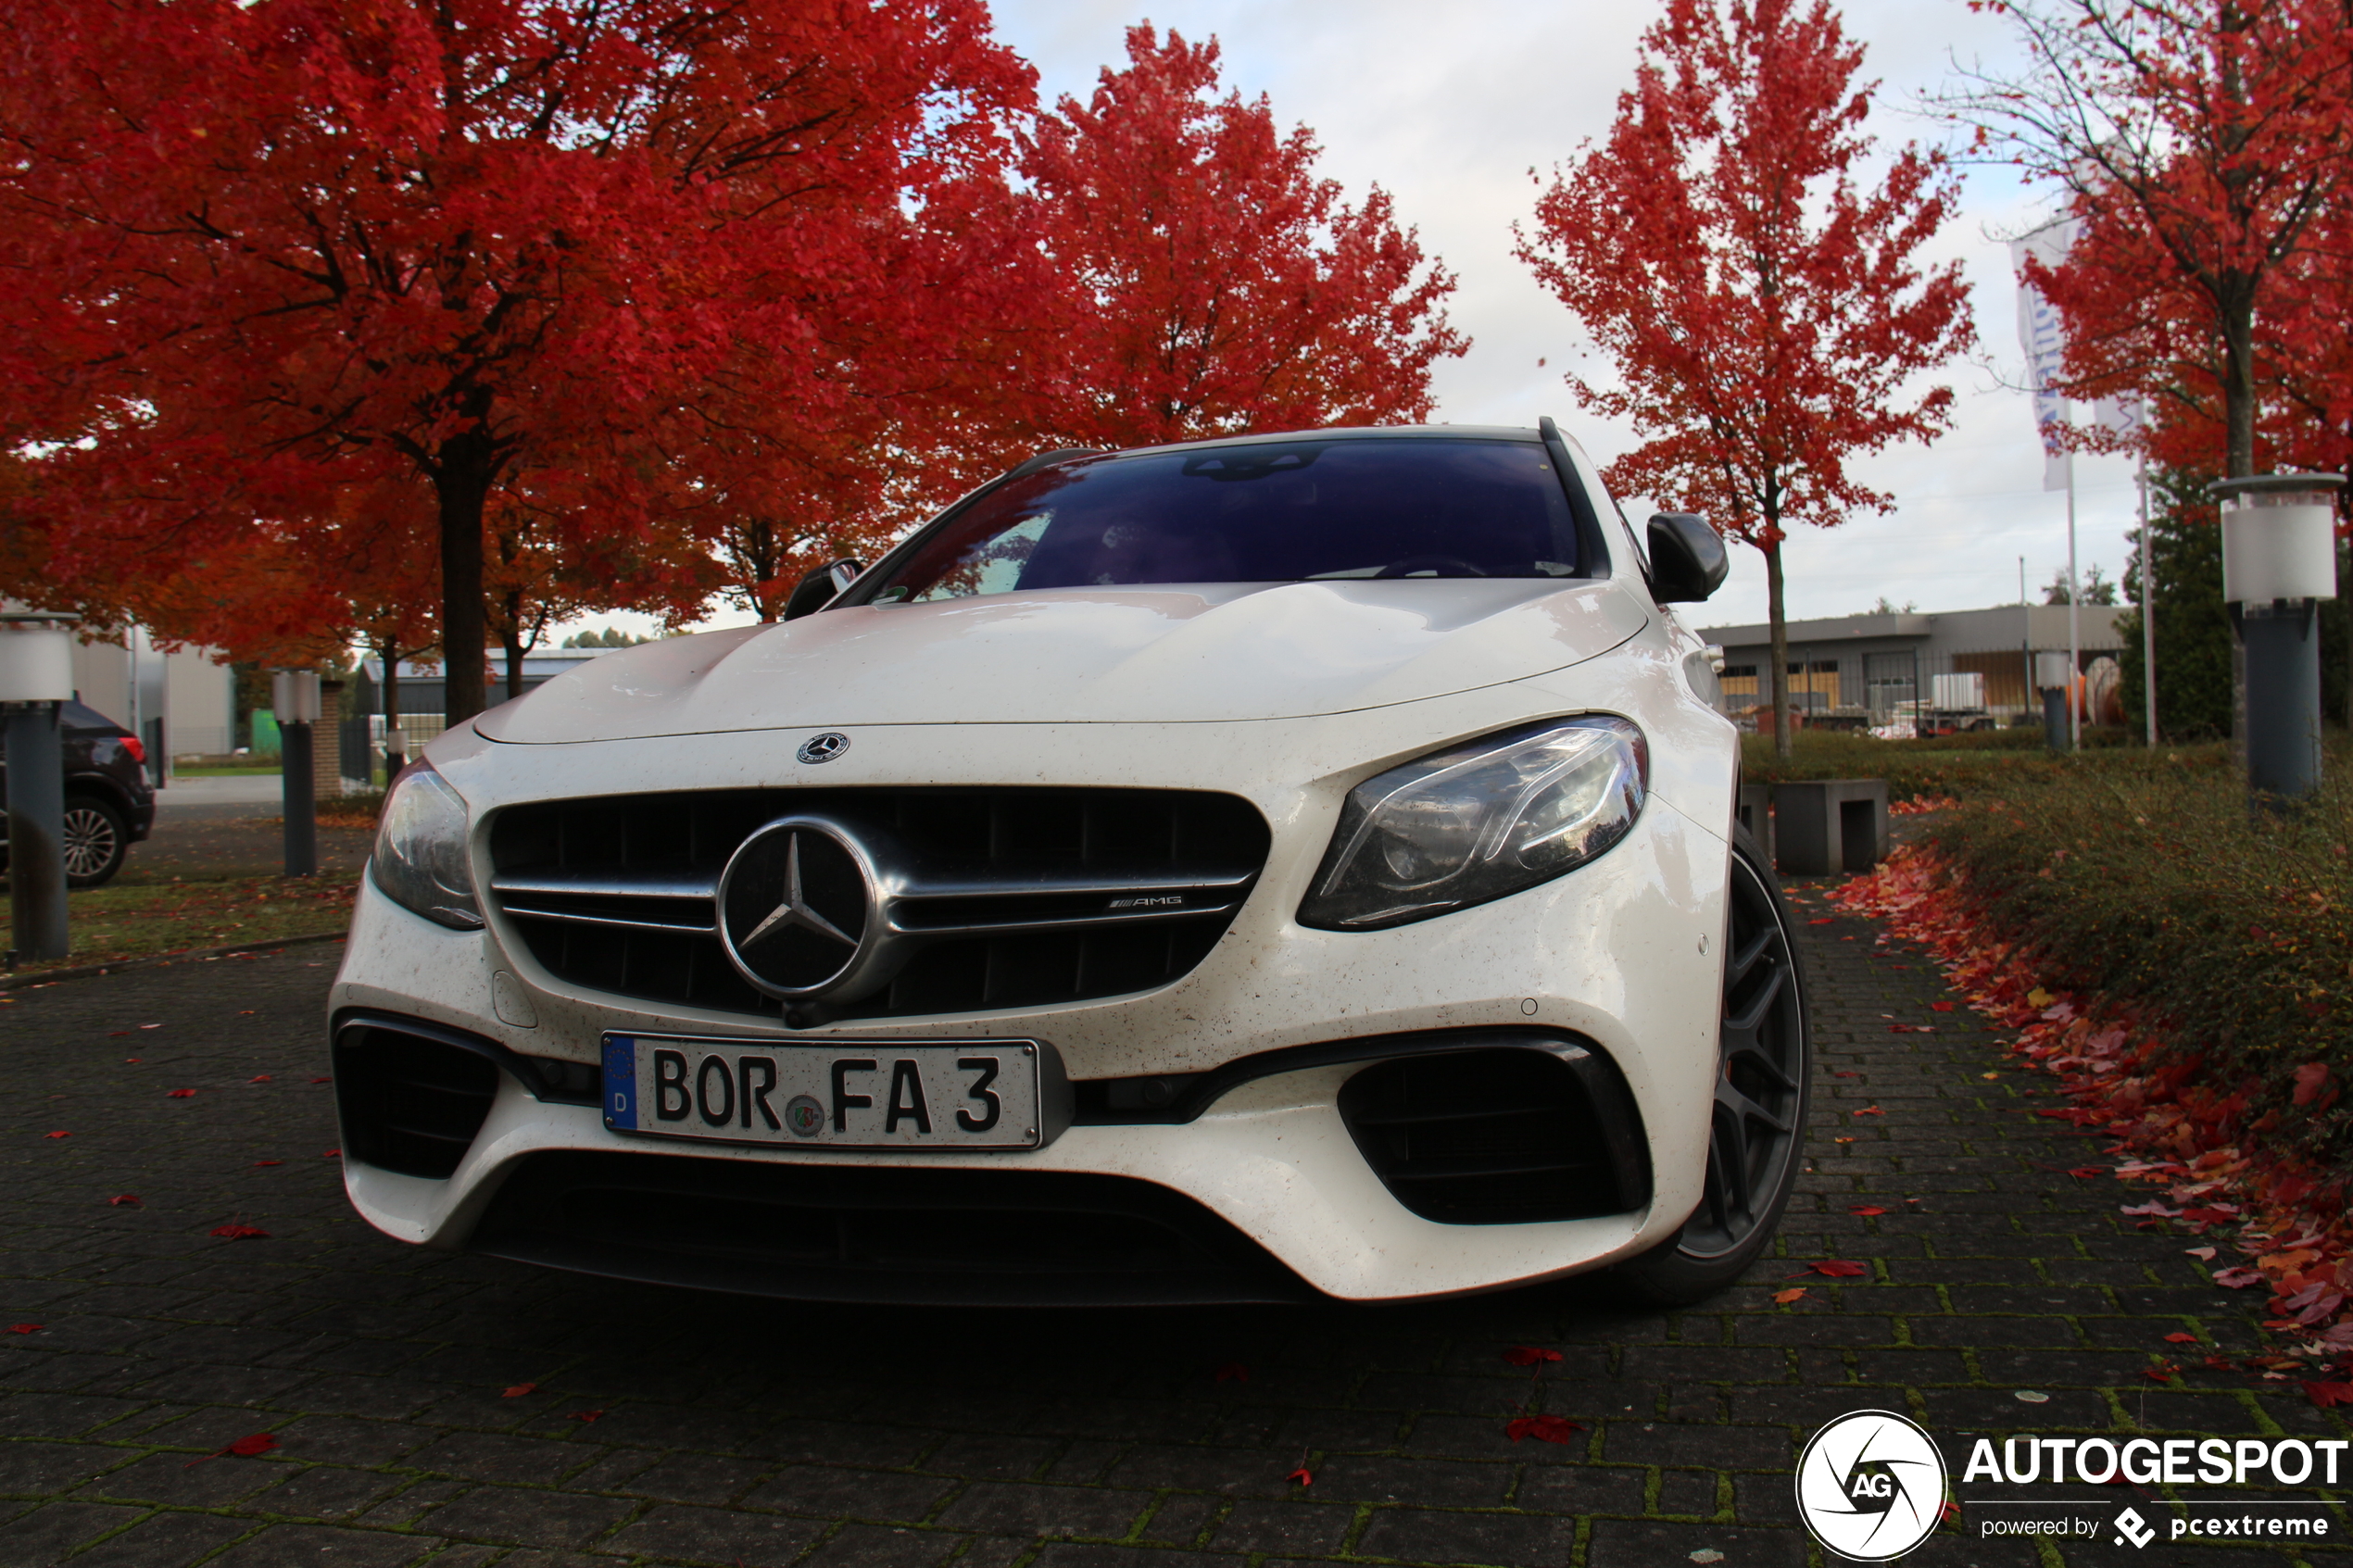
[601,1034,1044,1149]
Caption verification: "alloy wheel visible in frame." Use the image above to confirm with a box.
[62,805,120,881]
[1678,849,1808,1261]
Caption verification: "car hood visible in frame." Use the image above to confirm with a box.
[477,580,1650,743]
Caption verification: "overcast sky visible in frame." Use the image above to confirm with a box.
[588,0,2147,641]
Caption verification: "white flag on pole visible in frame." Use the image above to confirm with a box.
[2094,394,2145,439]
[2010,220,2076,492]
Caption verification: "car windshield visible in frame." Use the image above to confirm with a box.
[863,438,1586,604]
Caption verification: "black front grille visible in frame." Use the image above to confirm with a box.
[1338,1047,1647,1224]
[487,787,1269,1021]
[333,1022,501,1179]
[470,1149,1315,1305]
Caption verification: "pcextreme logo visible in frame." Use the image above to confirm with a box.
[1794,1410,1948,1560]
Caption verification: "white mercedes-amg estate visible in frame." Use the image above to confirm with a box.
[332,422,1810,1306]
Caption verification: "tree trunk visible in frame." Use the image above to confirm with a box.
[502,587,525,706]
[1765,533,1792,761]
[2222,281,2255,765]
[378,633,405,780]
[435,427,496,726]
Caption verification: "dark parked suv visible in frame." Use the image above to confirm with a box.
[0,699,157,887]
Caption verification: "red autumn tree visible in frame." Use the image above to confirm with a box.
[0,0,1036,722]
[1949,0,2353,483]
[1517,0,1972,758]
[1019,26,1466,448]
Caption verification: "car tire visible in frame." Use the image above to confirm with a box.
[1608,823,1811,1306]
[62,795,130,888]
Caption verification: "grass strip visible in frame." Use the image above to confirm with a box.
[3,873,357,978]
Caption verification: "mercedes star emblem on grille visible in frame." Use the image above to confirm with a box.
[717,820,875,997]
[797,732,850,764]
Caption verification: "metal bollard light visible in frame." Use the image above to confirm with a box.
[1,608,78,963]
[273,670,322,877]
[2034,650,2072,754]
[2210,474,2345,810]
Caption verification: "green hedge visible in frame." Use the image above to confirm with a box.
[1920,745,2353,1162]
[1740,728,2227,802]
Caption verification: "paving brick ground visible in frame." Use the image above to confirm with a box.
[5,894,2347,1567]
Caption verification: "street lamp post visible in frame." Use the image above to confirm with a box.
[272,670,322,876]
[2210,473,2345,811]
[1,608,77,963]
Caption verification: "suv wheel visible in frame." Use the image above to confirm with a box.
[1608,824,1811,1305]
[63,795,130,888]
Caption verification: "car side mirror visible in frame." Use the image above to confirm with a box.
[1646,514,1728,604]
[783,558,867,621]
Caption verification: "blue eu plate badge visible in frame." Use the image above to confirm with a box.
[603,1035,639,1129]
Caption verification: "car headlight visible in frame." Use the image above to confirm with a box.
[370,763,484,930]
[1298,717,1646,931]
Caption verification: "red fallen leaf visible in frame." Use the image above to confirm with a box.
[107,1195,140,1207]
[2163,1333,2198,1344]
[1793,1260,1868,1278]
[253,1160,283,1168]
[1212,1362,1249,1383]
[321,1149,341,1158]
[1940,1499,1960,1525]
[124,1058,140,1063]
[167,1089,195,1098]
[1930,1002,1955,1012]
[1850,1205,1888,1216]
[567,1409,606,1423]
[1853,1106,1884,1117]
[2066,1168,2104,1179]
[108,1030,132,1037]
[2205,1356,2234,1369]
[502,1383,537,1399]
[183,1431,281,1468]
[1772,1287,1808,1304]
[309,1077,332,1085]
[1502,1346,1563,1366]
[43,1131,69,1139]
[2143,1361,2180,1382]
[2305,1380,2353,1409]
[2213,1266,2266,1288]
[210,1224,269,1240]
[1504,1414,1584,1444]
[2181,1207,2239,1226]
[1831,1070,1859,1078]
[1287,1467,1313,1486]
[1808,917,1835,924]
[249,1074,272,1084]
[6,1323,41,1334]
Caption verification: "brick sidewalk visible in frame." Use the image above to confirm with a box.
[3,900,2344,1567]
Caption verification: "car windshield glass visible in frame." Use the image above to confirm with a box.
[864,439,1584,604]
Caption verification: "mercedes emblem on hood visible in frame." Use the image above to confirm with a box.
[797,732,850,764]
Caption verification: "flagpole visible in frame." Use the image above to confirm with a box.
[2067,448,2082,749]
[2138,451,2157,746]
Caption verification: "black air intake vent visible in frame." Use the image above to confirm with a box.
[1338,1046,1649,1224]
[333,1022,501,1179]
[471,1150,1315,1306]
[486,787,1269,1022]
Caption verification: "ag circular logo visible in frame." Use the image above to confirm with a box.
[797,731,850,765]
[717,820,873,997]
[1794,1410,1946,1561]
